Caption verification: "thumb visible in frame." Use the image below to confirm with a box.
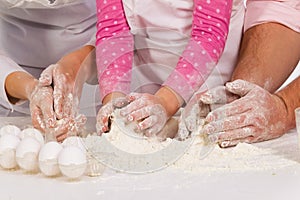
[39,64,57,86]
[225,79,256,96]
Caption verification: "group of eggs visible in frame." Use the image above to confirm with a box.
[0,124,103,179]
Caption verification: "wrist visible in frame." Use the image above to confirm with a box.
[155,86,183,117]
[5,71,38,103]
[273,93,292,131]
[102,92,125,105]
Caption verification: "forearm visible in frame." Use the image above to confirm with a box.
[5,71,38,104]
[57,45,95,81]
[232,23,300,92]
[164,0,233,103]
[276,77,300,131]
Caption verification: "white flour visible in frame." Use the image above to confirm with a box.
[172,136,298,174]
[90,117,299,174]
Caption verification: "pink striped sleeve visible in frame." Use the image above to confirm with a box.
[163,0,233,102]
[96,0,134,101]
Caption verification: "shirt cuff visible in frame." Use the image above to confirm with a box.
[0,55,26,110]
[85,33,96,47]
[245,1,300,33]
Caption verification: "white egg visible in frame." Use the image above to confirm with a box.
[38,141,63,177]
[58,146,87,179]
[0,134,21,169]
[16,137,41,172]
[0,125,21,137]
[62,136,86,152]
[19,128,44,146]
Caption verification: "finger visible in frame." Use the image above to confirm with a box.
[53,119,70,140]
[53,83,64,119]
[75,114,87,127]
[203,113,253,134]
[138,115,159,133]
[119,98,147,117]
[31,107,46,132]
[96,116,109,134]
[127,106,152,122]
[56,133,68,143]
[39,64,57,86]
[68,114,87,135]
[209,126,255,148]
[225,79,256,97]
[39,91,56,129]
[218,135,256,148]
[177,118,191,140]
[199,86,237,104]
[62,92,74,118]
[96,106,113,134]
[206,99,253,122]
[144,123,161,137]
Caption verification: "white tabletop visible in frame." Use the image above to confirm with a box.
[0,117,300,200]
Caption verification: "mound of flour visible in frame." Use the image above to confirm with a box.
[86,114,299,174]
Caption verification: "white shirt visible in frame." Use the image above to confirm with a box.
[0,0,97,112]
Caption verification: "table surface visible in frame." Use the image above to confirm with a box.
[1,117,300,200]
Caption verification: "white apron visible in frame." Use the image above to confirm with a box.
[0,0,99,117]
[122,0,245,95]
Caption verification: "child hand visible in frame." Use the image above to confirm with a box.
[96,96,129,135]
[119,93,168,137]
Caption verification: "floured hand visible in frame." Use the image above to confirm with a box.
[96,96,129,135]
[39,63,86,141]
[29,84,56,132]
[118,93,168,137]
[39,64,79,120]
[203,79,288,147]
[183,86,238,133]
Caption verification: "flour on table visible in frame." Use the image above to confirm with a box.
[87,113,299,174]
[172,136,298,174]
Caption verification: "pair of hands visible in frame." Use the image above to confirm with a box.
[97,93,168,137]
[184,79,288,147]
[29,64,86,142]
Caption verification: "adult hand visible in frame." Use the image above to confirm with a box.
[203,79,288,147]
[39,63,80,120]
[29,83,56,132]
[183,86,238,133]
[119,93,168,137]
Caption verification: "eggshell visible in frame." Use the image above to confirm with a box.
[58,146,87,179]
[16,137,41,172]
[0,125,21,137]
[38,141,63,177]
[62,136,86,152]
[19,128,44,146]
[0,134,21,169]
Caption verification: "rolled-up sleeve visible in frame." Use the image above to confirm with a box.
[0,53,25,110]
[245,0,300,33]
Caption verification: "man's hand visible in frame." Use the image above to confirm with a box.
[203,80,288,147]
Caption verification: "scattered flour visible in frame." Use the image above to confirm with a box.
[172,136,298,174]
[105,109,173,154]
[85,115,299,174]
